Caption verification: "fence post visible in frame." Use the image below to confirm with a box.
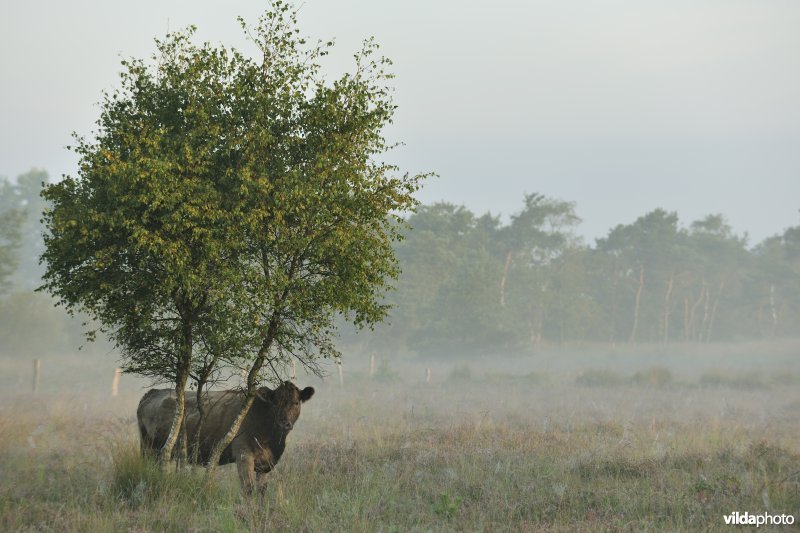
[111,368,122,397]
[290,359,297,382]
[369,354,376,378]
[33,358,40,394]
[426,367,431,384]
[337,360,344,387]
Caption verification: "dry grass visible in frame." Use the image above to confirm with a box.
[0,343,799,531]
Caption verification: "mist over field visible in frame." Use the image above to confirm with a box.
[2,1,800,530]
[1,341,799,530]
[1,171,799,529]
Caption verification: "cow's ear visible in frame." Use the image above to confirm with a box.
[299,387,315,402]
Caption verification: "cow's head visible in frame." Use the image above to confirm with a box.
[256,381,314,432]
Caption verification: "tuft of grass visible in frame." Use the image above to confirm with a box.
[432,492,462,519]
[770,371,800,386]
[630,366,674,387]
[483,371,549,385]
[109,441,225,510]
[577,367,674,387]
[699,370,766,390]
[744,441,798,477]
[575,369,626,387]
[109,442,168,507]
[576,457,656,480]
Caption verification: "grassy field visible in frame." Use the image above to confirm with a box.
[0,342,798,531]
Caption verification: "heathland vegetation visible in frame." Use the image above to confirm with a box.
[0,347,798,531]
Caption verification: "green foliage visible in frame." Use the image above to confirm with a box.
[392,204,506,353]
[6,169,49,291]
[499,194,583,346]
[354,201,800,355]
[0,292,101,358]
[40,1,424,397]
[0,177,24,294]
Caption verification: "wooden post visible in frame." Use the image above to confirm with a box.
[33,359,40,394]
[290,359,297,382]
[337,360,344,386]
[369,354,376,378]
[426,367,431,384]
[111,368,122,397]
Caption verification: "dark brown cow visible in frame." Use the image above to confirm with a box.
[137,381,314,492]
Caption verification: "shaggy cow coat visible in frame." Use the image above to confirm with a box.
[137,381,314,492]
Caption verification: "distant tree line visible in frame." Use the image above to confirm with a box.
[1,171,798,357]
[350,195,800,354]
[0,169,95,357]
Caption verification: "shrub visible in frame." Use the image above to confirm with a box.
[448,364,473,382]
[630,367,674,387]
[575,369,625,387]
[699,371,766,390]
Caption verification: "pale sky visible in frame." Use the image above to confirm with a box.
[2,1,799,245]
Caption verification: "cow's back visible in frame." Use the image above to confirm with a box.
[184,390,247,464]
[136,388,251,464]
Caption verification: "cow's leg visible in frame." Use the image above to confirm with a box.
[255,470,271,494]
[236,452,256,494]
[138,426,158,461]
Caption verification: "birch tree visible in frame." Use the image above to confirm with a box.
[40,1,425,466]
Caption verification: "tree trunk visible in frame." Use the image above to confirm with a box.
[206,394,256,476]
[699,283,711,341]
[629,264,644,344]
[177,416,188,468]
[191,354,219,463]
[192,387,207,464]
[160,371,188,463]
[662,276,673,343]
[206,318,279,477]
[609,266,620,343]
[558,293,566,346]
[769,283,778,338]
[705,280,724,343]
[499,250,512,307]
[529,305,544,347]
[683,297,690,341]
[688,284,706,341]
[160,320,192,464]
[206,257,296,478]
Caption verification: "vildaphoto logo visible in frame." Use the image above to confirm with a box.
[723,512,795,527]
